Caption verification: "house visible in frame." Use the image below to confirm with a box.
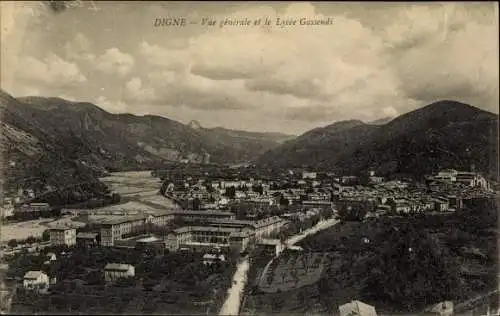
[49,227,77,246]
[202,253,226,265]
[455,172,489,189]
[46,252,57,262]
[302,172,317,179]
[0,204,14,218]
[433,198,449,212]
[104,263,135,283]
[23,271,49,293]
[339,300,377,316]
[391,199,412,214]
[369,176,384,184]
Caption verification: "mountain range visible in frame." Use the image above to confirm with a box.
[258,100,499,179]
[1,89,498,194]
[0,89,292,192]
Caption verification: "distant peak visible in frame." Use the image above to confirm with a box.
[188,120,202,130]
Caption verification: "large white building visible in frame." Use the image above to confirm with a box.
[433,169,489,190]
[165,226,254,252]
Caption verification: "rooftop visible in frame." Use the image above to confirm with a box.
[24,270,46,280]
[104,263,134,271]
[136,236,161,243]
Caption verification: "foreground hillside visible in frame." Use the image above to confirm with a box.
[242,199,497,315]
[258,101,498,179]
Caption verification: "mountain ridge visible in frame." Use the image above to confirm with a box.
[1,89,294,192]
[257,100,498,179]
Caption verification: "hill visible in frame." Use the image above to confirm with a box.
[1,90,293,193]
[257,101,499,179]
[1,91,107,197]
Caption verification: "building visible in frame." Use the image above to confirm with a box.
[174,210,235,223]
[104,263,135,283]
[257,239,285,257]
[302,172,317,179]
[433,198,450,212]
[339,300,377,316]
[13,202,51,220]
[206,216,288,239]
[49,227,77,246]
[76,232,99,248]
[433,170,489,190]
[166,226,254,252]
[98,216,146,247]
[135,236,165,255]
[46,252,57,262]
[455,172,489,189]
[23,271,49,293]
[0,204,14,219]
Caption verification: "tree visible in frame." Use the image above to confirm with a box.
[225,186,236,199]
[111,193,121,204]
[279,194,289,206]
[252,184,264,195]
[26,236,36,244]
[192,197,201,210]
[8,239,17,248]
[42,230,50,242]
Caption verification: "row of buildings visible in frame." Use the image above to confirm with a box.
[49,210,289,254]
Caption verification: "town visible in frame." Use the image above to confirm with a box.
[0,163,497,315]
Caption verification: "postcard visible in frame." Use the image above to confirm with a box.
[0,1,498,315]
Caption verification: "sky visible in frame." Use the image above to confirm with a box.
[1,1,498,135]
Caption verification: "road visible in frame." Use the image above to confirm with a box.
[219,257,250,316]
[285,218,339,246]
[219,217,340,316]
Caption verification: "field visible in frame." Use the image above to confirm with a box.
[0,216,85,242]
[2,171,174,242]
[100,171,162,198]
[99,171,179,211]
[258,252,330,293]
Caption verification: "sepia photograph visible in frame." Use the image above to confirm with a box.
[0,1,499,315]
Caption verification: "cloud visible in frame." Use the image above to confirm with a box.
[124,71,246,110]
[282,105,341,122]
[15,53,87,87]
[387,4,499,112]
[125,77,157,102]
[4,2,497,134]
[64,32,95,62]
[96,95,129,113]
[139,41,187,71]
[95,48,134,76]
